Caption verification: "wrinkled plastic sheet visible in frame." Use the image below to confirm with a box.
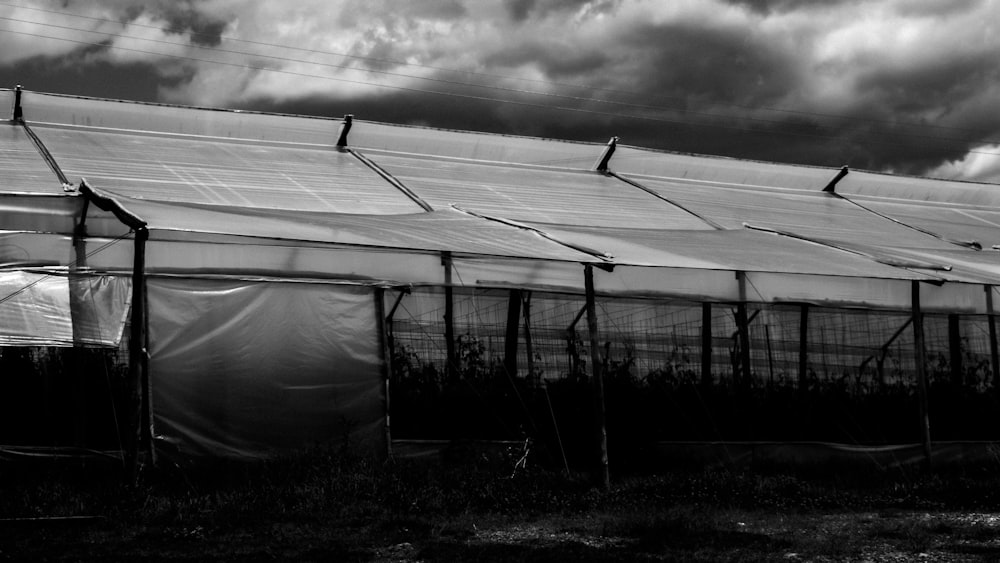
[148,278,385,459]
[0,89,11,118]
[0,194,84,234]
[612,145,839,191]
[108,197,597,262]
[22,90,341,146]
[0,122,61,194]
[368,152,715,229]
[32,124,422,213]
[839,169,1000,207]
[532,225,932,280]
[621,173,961,250]
[852,198,1000,249]
[0,270,128,346]
[352,120,603,167]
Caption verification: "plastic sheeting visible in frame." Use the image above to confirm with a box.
[32,124,422,213]
[351,120,603,167]
[849,197,1000,249]
[0,194,84,234]
[0,122,61,194]
[368,152,715,229]
[839,169,1000,207]
[21,90,342,146]
[148,278,385,459]
[0,269,128,346]
[621,173,961,250]
[0,270,71,346]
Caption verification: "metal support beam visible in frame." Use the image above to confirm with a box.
[593,136,618,172]
[504,289,522,377]
[336,114,353,149]
[798,305,809,391]
[987,286,1000,396]
[701,303,712,387]
[442,252,457,382]
[126,227,149,483]
[13,84,23,121]
[375,288,393,459]
[522,292,536,386]
[584,265,610,491]
[822,165,849,193]
[736,272,752,388]
[912,281,932,471]
[949,314,963,386]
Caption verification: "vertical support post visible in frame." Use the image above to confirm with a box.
[13,84,23,121]
[701,302,712,387]
[798,305,809,392]
[986,286,1000,396]
[375,288,393,459]
[504,289,522,377]
[442,252,457,382]
[735,272,752,388]
[912,281,932,472]
[584,265,610,491]
[126,227,148,483]
[523,292,536,385]
[948,314,963,386]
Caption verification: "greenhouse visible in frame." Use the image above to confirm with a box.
[2,87,1000,473]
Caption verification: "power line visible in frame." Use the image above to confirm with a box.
[1,0,996,140]
[3,12,998,151]
[1,25,999,158]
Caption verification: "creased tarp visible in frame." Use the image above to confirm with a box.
[148,278,384,459]
[31,124,422,214]
[0,122,62,194]
[21,90,341,146]
[99,196,599,263]
[0,194,84,234]
[365,151,715,229]
[838,169,1000,207]
[351,120,603,167]
[69,274,131,346]
[529,225,933,280]
[620,173,961,250]
[850,197,1000,249]
[611,145,840,191]
[0,269,72,346]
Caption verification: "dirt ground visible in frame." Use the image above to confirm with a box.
[4,509,1000,561]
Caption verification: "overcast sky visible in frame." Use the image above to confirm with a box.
[2,0,999,183]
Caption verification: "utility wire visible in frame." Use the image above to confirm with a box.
[1,0,997,140]
[2,25,999,158]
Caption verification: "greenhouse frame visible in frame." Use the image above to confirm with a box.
[3,87,1000,474]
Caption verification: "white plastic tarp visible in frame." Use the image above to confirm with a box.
[0,270,72,346]
[148,278,385,459]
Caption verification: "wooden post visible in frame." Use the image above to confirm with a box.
[735,272,752,387]
[701,303,712,387]
[375,288,393,459]
[986,286,1000,396]
[504,290,522,377]
[948,314,963,386]
[442,252,457,381]
[584,265,610,491]
[764,324,775,386]
[126,227,148,483]
[912,281,932,471]
[798,305,809,392]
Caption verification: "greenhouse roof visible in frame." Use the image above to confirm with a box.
[4,88,1000,312]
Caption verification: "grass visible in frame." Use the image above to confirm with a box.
[4,449,1000,561]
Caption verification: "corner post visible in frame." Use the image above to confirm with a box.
[584,265,610,491]
[126,226,149,483]
[375,287,393,459]
[504,289,522,378]
[986,286,1000,396]
[13,84,23,121]
[799,305,809,392]
[700,303,712,387]
[912,280,932,471]
[735,272,752,388]
[442,252,457,382]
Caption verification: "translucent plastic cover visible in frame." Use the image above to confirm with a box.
[148,278,384,459]
[0,123,62,194]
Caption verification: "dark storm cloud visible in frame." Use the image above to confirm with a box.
[3,0,1000,182]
